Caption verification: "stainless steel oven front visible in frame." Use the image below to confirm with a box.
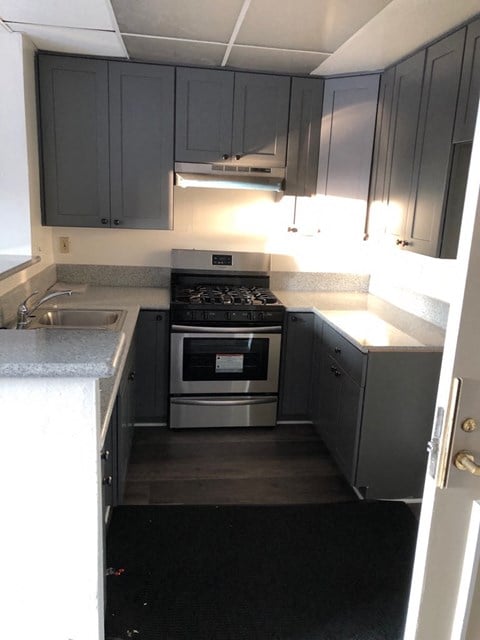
[169,324,282,428]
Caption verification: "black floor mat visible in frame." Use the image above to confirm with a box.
[105,502,418,640]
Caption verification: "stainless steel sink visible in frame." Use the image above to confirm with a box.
[28,308,126,330]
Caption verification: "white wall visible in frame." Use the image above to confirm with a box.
[0,31,54,296]
[51,189,372,274]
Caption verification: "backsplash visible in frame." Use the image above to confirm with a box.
[270,271,369,292]
[0,262,448,331]
[56,264,170,288]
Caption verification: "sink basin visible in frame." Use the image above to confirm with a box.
[28,308,126,330]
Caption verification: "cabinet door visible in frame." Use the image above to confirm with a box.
[285,77,324,196]
[38,55,109,227]
[405,28,466,256]
[232,73,290,167]
[454,18,480,143]
[316,354,362,484]
[135,310,169,423]
[367,67,395,237]
[384,50,425,246]
[175,67,234,163]
[116,345,136,504]
[317,74,379,200]
[278,312,315,421]
[109,63,174,230]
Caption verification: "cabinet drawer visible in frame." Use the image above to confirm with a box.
[322,323,366,385]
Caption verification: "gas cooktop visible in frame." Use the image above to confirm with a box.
[172,285,280,306]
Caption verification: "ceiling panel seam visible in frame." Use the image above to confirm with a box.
[221,0,252,67]
[104,0,129,59]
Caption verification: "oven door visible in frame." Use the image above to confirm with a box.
[170,325,282,394]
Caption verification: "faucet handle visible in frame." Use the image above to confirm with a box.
[20,291,39,307]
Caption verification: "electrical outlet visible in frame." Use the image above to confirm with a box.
[59,236,70,254]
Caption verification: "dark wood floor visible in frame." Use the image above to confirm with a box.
[124,423,357,505]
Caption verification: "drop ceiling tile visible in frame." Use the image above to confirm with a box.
[0,0,115,30]
[227,46,329,74]
[237,0,392,52]
[6,23,127,58]
[123,35,226,66]
[113,0,244,42]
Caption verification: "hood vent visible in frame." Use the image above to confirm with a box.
[175,162,285,192]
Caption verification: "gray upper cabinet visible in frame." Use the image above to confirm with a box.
[317,74,379,201]
[175,67,290,167]
[454,18,480,143]
[368,67,395,211]
[38,54,174,229]
[384,50,425,247]
[231,72,290,167]
[175,68,234,163]
[285,77,324,196]
[405,28,466,256]
[109,63,174,230]
[38,56,110,227]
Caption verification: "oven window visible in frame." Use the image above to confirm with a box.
[183,338,269,381]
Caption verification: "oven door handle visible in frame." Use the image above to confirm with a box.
[171,324,282,333]
[170,397,277,407]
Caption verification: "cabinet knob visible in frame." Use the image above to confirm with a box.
[235,154,242,161]
[103,476,113,486]
[291,315,297,322]
[222,154,229,160]
[334,347,341,354]
[101,450,110,461]
[402,240,410,247]
[396,239,403,245]
[128,371,135,381]
[101,218,109,225]
[113,219,121,226]
[330,365,341,377]
[156,314,163,321]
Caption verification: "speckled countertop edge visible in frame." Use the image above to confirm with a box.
[273,290,445,352]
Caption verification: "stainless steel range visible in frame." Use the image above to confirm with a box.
[169,249,285,429]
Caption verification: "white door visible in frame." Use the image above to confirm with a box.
[404,101,480,639]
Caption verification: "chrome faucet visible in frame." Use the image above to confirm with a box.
[16,289,73,329]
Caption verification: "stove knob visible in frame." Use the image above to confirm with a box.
[224,311,230,321]
[257,311,264,321]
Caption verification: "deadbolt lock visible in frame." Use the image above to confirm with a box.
[461,418,477,432]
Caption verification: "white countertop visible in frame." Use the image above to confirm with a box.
[273,290,445,352]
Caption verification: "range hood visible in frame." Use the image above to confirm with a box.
[175,162,285,192]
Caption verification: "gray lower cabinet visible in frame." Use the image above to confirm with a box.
[278,312,315,422]
[314,322,442,499]
[175,67,290,167]
[134,310,169,424]
[285,77,324,196]
[100,406,116,524]
[316,74,379,201]
[101,340,136,517]
[116,342,136,504]
[38,54,174,229]
[454,17,480,143]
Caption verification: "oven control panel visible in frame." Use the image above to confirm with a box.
[171,308,285,325]
[212,254,233,266]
